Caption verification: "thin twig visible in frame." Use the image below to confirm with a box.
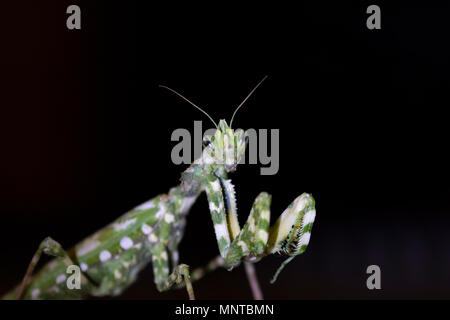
[244,262,264,300]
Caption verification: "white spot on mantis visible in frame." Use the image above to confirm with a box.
[135,200,155,210]
[148,233,158,243]
[298,232,311,247]
[248,216,256,233]
[164,214,175,223]
[208,201,221,213]
[120,237,133,250]
[31,288,40,299]
[47,260,58,270]
[99,250,112,262]
[114,218,137,231]
[302,209,316,227]
[76,239,101,256]
[114,269,122,279]
[156,205,166,219]
[211,180,221,192]
[80,263,88,272]
[141,223,153,235]
[214,223,229,242]
[160,251,168,260]
[56,274,67,284]
[258,229,269,243]
[238,241,248,253]
[260,210,270,221]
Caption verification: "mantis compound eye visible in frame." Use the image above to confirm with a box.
[202,140,211,148]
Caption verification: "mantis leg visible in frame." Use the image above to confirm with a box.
[152,242,195,300]
[204,178,268,299]
[204,175,316,293]
[190,256,224,282]
[16,237,75,299]
[176,255,262,299]
[203,175,232,258]
[175,255,224,288]
[167,218,186,272]
[265,193,316,283]
[224,192,272,269]
[224,192,316,284]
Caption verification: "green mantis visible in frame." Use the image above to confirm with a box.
[2,77,316,300]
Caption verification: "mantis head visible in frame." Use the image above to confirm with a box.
[159,76,267,172]
[202,119,246,172]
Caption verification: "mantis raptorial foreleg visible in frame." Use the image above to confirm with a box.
[180,189,315,299]
[204,175,233,258]
[224,192,272,269]
[204,176,316,283]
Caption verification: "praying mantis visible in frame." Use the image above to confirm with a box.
[2,76,316,300]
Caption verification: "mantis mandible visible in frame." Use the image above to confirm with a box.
[2,76,316,300]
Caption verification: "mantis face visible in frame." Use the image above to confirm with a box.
[202,119,246,172]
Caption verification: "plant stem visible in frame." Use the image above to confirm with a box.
[244,262,263,300]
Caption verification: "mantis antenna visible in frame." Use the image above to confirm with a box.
[230,75,268,127]
[159,85,218,129]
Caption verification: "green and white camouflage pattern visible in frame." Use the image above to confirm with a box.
[3,109,316,300]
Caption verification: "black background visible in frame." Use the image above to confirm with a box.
[1,1,449,299]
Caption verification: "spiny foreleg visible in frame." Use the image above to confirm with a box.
[266,193,316,283]
[224,192,272,269]
[224,192,316,283]
[203,174,233,258]
[204,177,267,299]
